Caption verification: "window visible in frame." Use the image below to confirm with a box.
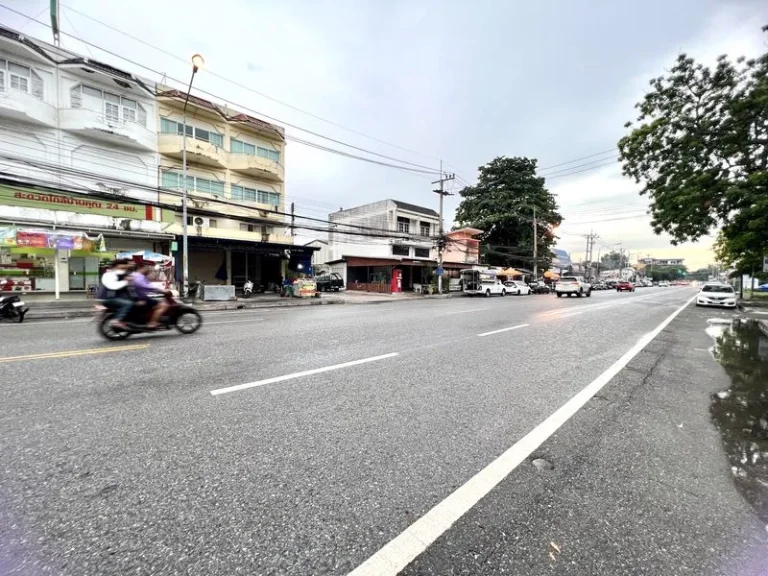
[397,217,410,234]
[72,84,145,125]
[160,118,223,147]
[239,223,255,232]
[209,219,218,228]
[231,184,279,206]
[162,171,224,196]
[0,60,43,99]
[414,247,430,258]
[231,138,280,163]
[420,222,431,236]
[392,245,409,256]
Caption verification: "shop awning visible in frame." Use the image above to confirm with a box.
[499,267,523,277]
[186,235,318,256]
[544,270,560,279]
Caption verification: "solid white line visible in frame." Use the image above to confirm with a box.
[347,294,696,576]
[205,318,264,326]
[477,323,529,337]
[210,352,399,396]
[444,308,489,315]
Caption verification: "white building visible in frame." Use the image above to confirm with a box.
[0,25,170,299]
[327,199,441,291]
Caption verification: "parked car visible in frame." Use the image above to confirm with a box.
[555,276,591,298]
[696,283,736,308]
[529,281,551,294]
[616,281,635,292]
[757,283,768,292]
[316,273,344,292]
[504,280,532,295]
[659,280,670,287]
[591,282,607,291]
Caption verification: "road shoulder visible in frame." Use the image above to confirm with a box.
[400,306,768,575]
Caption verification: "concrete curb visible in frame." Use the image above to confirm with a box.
[758,320,768,339]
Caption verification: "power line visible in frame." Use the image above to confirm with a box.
[539,155,619,177]
[60,2,445,165]
[0,8,441,176]
[537,148,617,171]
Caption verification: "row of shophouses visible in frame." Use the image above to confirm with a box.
[0,25,317,300]
[0,24,494,301]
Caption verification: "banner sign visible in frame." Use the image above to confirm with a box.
[0,186,153,219]
[4,227,106,252]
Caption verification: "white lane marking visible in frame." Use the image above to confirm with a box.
[444,308,489,315]
[210,352,399,396]
[560,310,583,317]
[205,318,264,326]
[477,323,529,337]
[347,294,696,576]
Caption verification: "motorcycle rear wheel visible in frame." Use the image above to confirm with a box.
[99,315,130,340]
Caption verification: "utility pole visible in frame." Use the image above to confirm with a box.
[290,202,295,237]
[532,205,538,281]
[582,230,598,280]
[432,160,455,294]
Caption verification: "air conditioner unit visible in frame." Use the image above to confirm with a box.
[193,216,209,227]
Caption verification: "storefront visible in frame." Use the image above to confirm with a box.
[182,236,318,290]
[0,225,173,300]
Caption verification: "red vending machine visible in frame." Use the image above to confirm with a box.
[391,269,402,293]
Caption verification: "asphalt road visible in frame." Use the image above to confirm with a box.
[1,287,764,575]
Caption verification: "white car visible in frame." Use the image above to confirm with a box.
[695,283,736,308]
[555,275,592,298]
[504,280,531,295]
[480,279,507,297]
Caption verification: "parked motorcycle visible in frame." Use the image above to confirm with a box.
[0,294,29,323]
[243,279,254,298]
[97,294,202,340]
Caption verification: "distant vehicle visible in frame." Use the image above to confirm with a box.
[757,283,768,292]
[652,281,659,286]
[461,268,506,297]
[316,273,344,292]
[591,282,607,291]
[696,283,736,308]
[555,275,591,298]
[658,280,670,287]
[616,281,635,292]
[605,280,618,289]
[504,280,532,295]
[529,281,551,294]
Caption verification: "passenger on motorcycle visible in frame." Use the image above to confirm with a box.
[130,264,168,329]
[97,259,132,330]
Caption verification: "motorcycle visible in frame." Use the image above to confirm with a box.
[0,294,29,323]
[243,279,254,298]
[97,293,202,340]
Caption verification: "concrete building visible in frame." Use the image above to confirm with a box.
[327,199,440,291]
[156,88,313,289]
[443,227,482,266]
[0,25,171,300]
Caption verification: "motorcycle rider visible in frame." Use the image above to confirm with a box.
[97,259,132,329]
[130,263,168,329]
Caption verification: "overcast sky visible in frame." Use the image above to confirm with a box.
[4,0,767,269]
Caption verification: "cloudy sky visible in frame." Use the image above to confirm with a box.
[4,0,767,269]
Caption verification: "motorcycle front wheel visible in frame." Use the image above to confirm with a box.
[175,310,202,334]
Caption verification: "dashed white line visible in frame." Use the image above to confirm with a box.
[210,352,399,396]
[477,323,529,337]
[444,308,489,315]
[347,294,697,576]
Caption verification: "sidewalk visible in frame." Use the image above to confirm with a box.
[16,289,463,320]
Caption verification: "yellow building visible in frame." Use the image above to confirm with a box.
[156,88,314,289]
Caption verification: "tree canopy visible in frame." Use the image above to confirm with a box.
[600,250,623,270]
[455,156,562,270]
[618,26,768,273]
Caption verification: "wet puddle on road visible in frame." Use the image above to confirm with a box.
[708,318,768,524]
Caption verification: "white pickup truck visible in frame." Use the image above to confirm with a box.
[555,275,592,298]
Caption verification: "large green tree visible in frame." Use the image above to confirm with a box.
[600,250,623,270]
[618,26,768,274]
[455,156,562,270]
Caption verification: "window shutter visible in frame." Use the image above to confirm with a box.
[30,70,43,99]
[137,103,147,127]
[0,70,4,92]
[70,85,81,108]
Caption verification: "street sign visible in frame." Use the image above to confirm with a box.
[763,255,768,273]
[435,267,445,276]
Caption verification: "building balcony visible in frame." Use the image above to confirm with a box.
[229,153,284,182]
[0,88,56,127]
[158,133,227,168]
[59,108,155,151]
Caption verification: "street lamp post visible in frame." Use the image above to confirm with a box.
[181,53,204,298]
